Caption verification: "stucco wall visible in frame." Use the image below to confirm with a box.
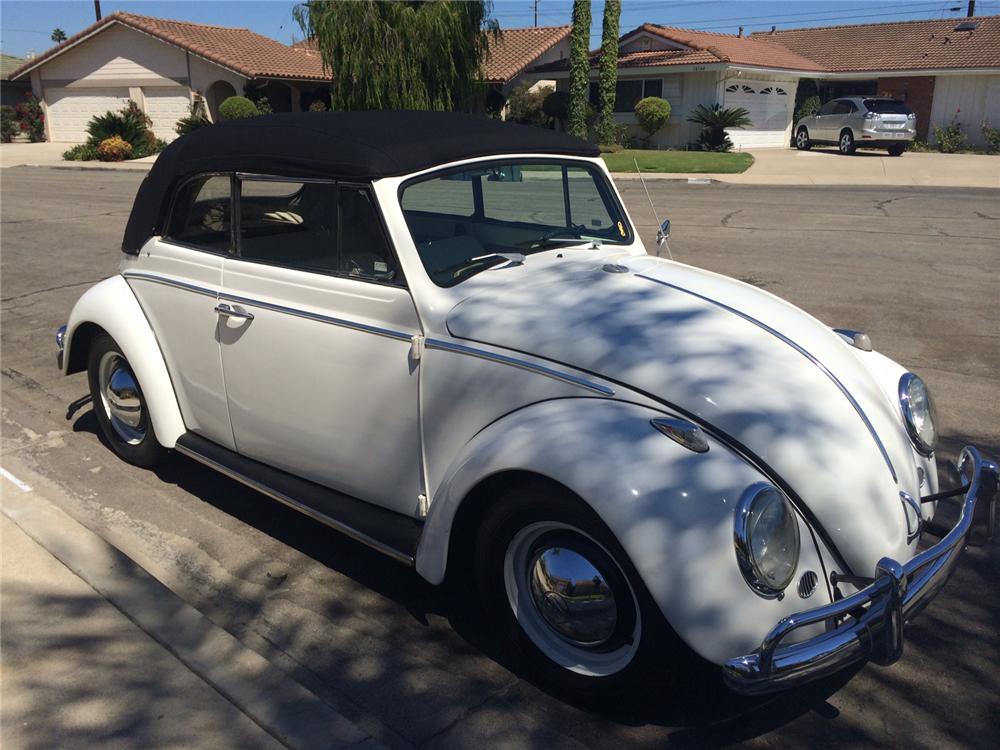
[39,24,187,87]
[928,73,1000,149]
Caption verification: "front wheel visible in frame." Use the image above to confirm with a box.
[475,482,683,701]
[887,144,906,157]
[839,130,856,154]
[795,128,811,150]
[87,333,165,468]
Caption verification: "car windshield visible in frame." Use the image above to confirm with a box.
[865,99,912,115]
[400,161,631,286]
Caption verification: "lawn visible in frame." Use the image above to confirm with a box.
[601,149,754,174]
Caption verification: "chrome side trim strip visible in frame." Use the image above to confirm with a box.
[173,442,416,566]
[636,274,897,483]
[219,292,414,342]
[425,338,615,396]
[122,271,218,298]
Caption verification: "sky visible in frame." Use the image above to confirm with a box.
[2,0,997,59]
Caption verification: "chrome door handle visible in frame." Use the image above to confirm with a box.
[215,302,254,321]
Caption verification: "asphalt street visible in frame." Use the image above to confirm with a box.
[2,167,998,749]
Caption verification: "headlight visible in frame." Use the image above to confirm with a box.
[734,484,800,598]
[899,373,937,455]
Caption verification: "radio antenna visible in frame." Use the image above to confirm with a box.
[634,158,672,260]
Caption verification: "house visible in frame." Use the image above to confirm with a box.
[529,16,1000,150]
[9,12,569,143]
[1,53,31,107]
[7,12,328,142]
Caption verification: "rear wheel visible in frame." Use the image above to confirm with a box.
[839,130,856,154]
[795,127,811,150]
[887,144,906,157]
[475,481,683,702]
[87,333,165,468]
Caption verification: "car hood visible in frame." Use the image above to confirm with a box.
[446,255,920,575]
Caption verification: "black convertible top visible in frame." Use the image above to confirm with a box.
[122,110,599,253]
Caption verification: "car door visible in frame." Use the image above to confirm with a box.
[812,99,839,140]
[219,175,425,517]
[124,173,235,449]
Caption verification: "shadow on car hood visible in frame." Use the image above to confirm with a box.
[446,255,919,575]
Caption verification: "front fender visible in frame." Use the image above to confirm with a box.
[417,398,834,664]
[64,275,185,448]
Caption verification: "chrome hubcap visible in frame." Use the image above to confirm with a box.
[504,522,641,677]
[797,131,807,146]
[841,135,851,150]
[529,546,617,647]
[98,352,145,445]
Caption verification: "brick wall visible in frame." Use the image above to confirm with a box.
[876,76,935,140]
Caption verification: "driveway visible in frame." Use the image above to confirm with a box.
[2,168,998,749]
[614,148,1000,189]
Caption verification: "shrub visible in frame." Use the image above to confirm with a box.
[62,143,99,161]
[795,95,821,123]
[15,93,46,142]
[87,101,152,148]
[176,100,211,136]
[542,91,570,129]
[219,95,259,120]
[97,135,133,161]
[634,96,671,143]
[1,105,17,143]
[308,99,328,112]
[932,115,968,153]
[687,103,752,152]
[981,120,1000,154]
[908,139,931,153]
[505,82,553,128]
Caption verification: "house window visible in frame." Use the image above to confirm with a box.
[590,79,666,113]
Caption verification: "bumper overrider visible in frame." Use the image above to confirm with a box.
[724,446,999,695]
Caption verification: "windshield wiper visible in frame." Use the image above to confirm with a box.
[470,252,526,269]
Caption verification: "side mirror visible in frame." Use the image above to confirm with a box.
[656,218,671,246]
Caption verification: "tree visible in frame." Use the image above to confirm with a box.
[596,0,620,146]
[542,91,570,130]
[687,103,752,152]
[567,0,591,138]
[505,82,553,127]
[634,96,670,144]
[51,28,68,43]
[294,1,497,112]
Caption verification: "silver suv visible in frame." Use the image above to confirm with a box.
[795,96,916,156]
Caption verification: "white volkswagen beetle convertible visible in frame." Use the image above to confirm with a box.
[57,112,996,700]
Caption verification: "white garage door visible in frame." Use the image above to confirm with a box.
[46,87,130,142]
[143,87,191,141]
[723,82,793,149]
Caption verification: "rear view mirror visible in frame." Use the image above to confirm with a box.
[656,218,671,246]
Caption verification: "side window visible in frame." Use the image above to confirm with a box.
[833,100,852,115]
[400,174,475,218]
[818,101,838,116]
[238,178,338,273]
[339,186,398,281]
[166,174,232,252]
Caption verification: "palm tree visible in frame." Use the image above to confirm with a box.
[687,104,753,152]
[51,28,68,43]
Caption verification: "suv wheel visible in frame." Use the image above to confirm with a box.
[87,333,165,468]
[887,144,906,157]
[839,130,856,155]
[795,128,811,150]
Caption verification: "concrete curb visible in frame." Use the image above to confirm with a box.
[1,469,383,750]
[609,173,718,183]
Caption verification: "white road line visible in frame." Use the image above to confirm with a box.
[0,467,33,492]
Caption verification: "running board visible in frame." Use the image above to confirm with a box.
[174,433,422,566]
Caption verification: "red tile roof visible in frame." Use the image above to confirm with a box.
[9,11,327,82]
[634,24,824,71]
[751,15,1000,72]
[483,25,571,82]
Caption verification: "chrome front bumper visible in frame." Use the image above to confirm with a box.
[724,446,999,695]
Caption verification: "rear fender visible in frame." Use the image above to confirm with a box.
[417,398,833,664]
[63,275,185,448]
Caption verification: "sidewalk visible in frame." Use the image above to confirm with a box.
[612,148,1000,188]
[0,142,157,170]
[1,467,381,750]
